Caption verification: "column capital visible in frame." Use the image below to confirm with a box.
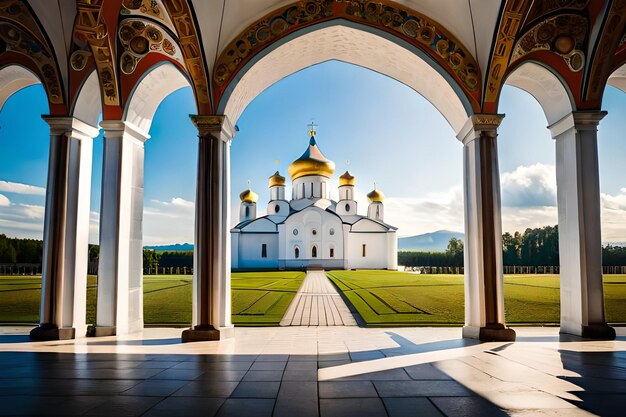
[42,116,100,140]
[456,114,505,145]
[548,110,607,138]
[190,115,235,142]
[99,120,150,143]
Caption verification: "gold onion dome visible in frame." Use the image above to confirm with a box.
[240,188,258,204]
[288,136,335,181]
[367,188,385,202]
[339,171,355,186]
[268,171,285,188]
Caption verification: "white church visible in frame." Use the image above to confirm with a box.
[231,128,397,270]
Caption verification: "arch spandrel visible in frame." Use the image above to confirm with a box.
[220,24,471,135]
[212,0,482,119]
[71,69,102,128]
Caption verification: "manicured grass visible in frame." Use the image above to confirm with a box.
[231,271,305,325]
[326,271,626,326]
[0,271,305,326]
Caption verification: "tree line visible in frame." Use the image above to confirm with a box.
[401,225,626,267]
[5,225,626,268]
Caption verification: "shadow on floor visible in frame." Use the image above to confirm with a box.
[0,334,32,343]
[85,338,182,346]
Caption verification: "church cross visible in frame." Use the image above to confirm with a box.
[308,121,318,137]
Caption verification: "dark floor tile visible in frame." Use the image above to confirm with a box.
[172,380,239,397]
[83,396,163,416]
[572,393,626,417]
[202,361,253,371]
[337,368,410,381]
[288,354,318,362]
[216,398,274,417]
[349,351,386,361]
[319,381,378,398]
[286,361,318,371]
[151,368,205,380]
[255,354,290,362]
[0,396,66,416]
[318,360,351,369]
[121,379,189,396]
[430,396,508,417]
[143,397,224,417]
[135,361,180,369]
[275,381,318,417]
[196,370,247,381]
[404,364,453,380]
[242,370,284,382]
[283,369,317,381]
[320,398,387,417]
[374,380,472,397]
[383,398,444,417]
[250,361,286,371]
[231,381,280,398]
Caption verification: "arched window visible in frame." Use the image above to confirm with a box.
[312,246,317,258]
[275,205,280,213]
[295,247,300,258]
[345,203,350,212]
[245,206,249,217]
[330,247,335,258]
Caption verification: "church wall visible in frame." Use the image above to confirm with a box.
[237,233,279,269]
[346,232,391,269]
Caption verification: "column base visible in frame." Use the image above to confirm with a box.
[30,324,75,341]
[181,325,221,343]
[89,326,116,337]
[581,323,616,340]
[463,323,516,342]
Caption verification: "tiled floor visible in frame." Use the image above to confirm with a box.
[280,270,357,326]
[0,326,624,416]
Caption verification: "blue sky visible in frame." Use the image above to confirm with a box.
[1,60,626,244]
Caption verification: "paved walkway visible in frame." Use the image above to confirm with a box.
[280,270,357,326]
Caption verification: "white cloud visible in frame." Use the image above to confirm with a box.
[143,196,195,245]
[0,180,45,195]
[0,194,9,206]
[0,203,45,239]
[500,163,556,207]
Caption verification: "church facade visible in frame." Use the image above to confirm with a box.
[231,130,397,271]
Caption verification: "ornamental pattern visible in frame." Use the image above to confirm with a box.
[73,1,119,106]
[118,18,184,75]
[213,0,480,95]
[0,0,64,104]
[512,14,587,73]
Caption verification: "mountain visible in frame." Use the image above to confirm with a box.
[144,243,194,251]
[398,230,464,252]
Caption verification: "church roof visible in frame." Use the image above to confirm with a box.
[339,171,355,186]
[268,171,285,188]
[287,136,335,181]
[240,188,259,203]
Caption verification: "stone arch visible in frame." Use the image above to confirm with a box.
[0,64,43,112]
[607,63,626,94]
[216,19,478,135]
[71,69,102,127]
[123,61,193,133]
[502,61,575,125]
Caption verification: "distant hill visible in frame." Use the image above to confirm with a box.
[144,243,194,252]
[398,230,464,252]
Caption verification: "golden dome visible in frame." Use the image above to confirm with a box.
[339,171,355,186]
[268,171,285,188]
[288,136,335,181]
[367,188,385,202]
[240,189,258,204]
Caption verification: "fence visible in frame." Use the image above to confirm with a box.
[0,263,42,275]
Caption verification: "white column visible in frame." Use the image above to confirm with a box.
[94,121,149,336]
[457,114,515,342]
[31,117,98,341]
[549,111,615,339]
[182,115,234,342]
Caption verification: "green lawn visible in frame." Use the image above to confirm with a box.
[326,270,626,326]
[2,271,625,327]
[0,272,304,326]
